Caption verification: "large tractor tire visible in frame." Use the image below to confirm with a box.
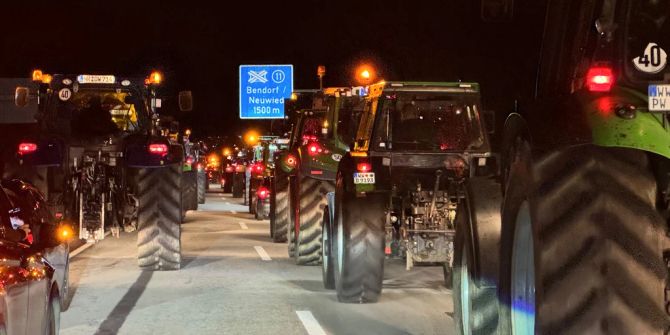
[271,174,289,242]
[137,164,182,271]
[321,206,335,289]
[498,144,670,334]
[453,183,499,335]
[231,173,244,198]
[295,175,334,265]
[334,175,386,303]
[182,170,198,212]
[197,170,206,204]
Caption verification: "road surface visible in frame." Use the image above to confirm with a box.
[60,191,455,335]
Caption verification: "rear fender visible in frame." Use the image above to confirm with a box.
[588,88,670,160]
[17,138,64,167]
[124,136,183,168]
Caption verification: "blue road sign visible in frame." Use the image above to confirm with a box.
[239,64,293,119]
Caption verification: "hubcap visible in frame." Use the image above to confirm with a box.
[460,246,471,334]
[511,201,535,335]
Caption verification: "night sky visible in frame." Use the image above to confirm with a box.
[1,0,544,138]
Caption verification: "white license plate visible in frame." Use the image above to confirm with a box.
[353,172,375,184]
[77,74,116,84]
[649,85,670,111]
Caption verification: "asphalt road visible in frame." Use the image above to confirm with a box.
[60,190,454,335]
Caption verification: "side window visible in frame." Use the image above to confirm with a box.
[336,97,365,145]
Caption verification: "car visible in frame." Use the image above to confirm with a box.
[0,178,73,335]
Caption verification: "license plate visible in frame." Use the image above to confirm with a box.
[77,74,116,84]
[353,172,375,184]
[649,85,670,111]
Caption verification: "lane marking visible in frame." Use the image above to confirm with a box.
[230,210,237,214]
[254,246,272,261]
[69,242,94,259]
[239,222,248,230]
[296,311,327,335]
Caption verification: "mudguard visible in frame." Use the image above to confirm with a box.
[124,135,183,168]
[464,177,503,287]
[17,138,64,167]
[588,87,670,160]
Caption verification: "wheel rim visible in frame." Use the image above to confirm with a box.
[322,214,329,275]
[511,201,535,335]
[460,245,471,335]
[337,208,344,275]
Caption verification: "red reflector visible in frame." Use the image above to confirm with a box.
[357,163,372,172]
[286,154,297,167]
[311,170,323,175]
[18,142,37,154]
[586,66,615,92]
[257,186,270,199]
[385,246,392,255]
[148,143,168,154]
[307,142,322,156]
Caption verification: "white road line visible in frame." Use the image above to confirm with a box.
[253,246,272,261]
[69,242,94,259]
[296,311,327,335]
[230,210,237,214]
[239,222,248,230]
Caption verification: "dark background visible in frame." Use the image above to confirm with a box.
[0,0,545,138]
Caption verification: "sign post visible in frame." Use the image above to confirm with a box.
[239,64,293,119]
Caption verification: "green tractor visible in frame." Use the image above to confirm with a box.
[453,0,670,334]
[273,88,366,265]
[322,81,499,303]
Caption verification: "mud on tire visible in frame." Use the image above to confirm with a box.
[137,164,182,271]
[295,175,334,265]
[499,144,670,334]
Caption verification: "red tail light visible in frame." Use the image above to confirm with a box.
[586,66,615,92]
[257,186,270,200]
[18,142,37,154]
[251,163,264,174]
[186,157,194,165]
[286,154,297,167]
[307,142,322,156]
[148,143,169,155]
[235,165,245,173]
[225,166,234,173]
[357,162,372,172]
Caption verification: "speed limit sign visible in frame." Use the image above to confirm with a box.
[58,88,72,101]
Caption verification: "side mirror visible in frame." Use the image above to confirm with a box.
[483,110,496,134]
[481,0,514,22]
[178,91,193,112]
[15,87,29,107]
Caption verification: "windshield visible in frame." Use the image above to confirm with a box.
[373,92,485,152]
[53,89,142,136]
[625,0,670,83]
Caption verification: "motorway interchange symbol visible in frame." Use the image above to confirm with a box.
[248,70,268,83]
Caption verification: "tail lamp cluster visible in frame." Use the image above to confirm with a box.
[18,142,37,154]
[148,143,168,155]
[256,186,270,200]
[251,162,265,174]
[586,65,615,93]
